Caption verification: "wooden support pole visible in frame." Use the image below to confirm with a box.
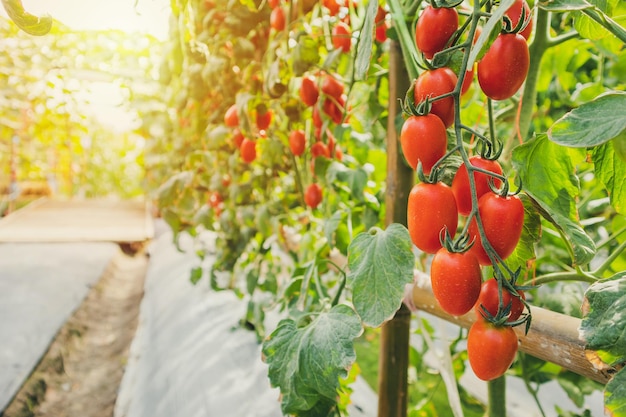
[412,284,614,384]
[378,38,415,417]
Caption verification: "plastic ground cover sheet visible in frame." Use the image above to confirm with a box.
[114,229,377,417]
[0,242,117,412]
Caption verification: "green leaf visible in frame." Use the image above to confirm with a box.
[324,210,346,248]
[606,367,626,417]
[346,224,415,327]
[327,162,368,202]
[539,0,593,12]
[262,304,363,415]
[591,141,626,215]
[548,92,626,148]
[190,266,203,285]
[512,135,596,266]
[1,0,53,35]
[355,0,378,80]
[503,194,542,276]
[580,272,626,368]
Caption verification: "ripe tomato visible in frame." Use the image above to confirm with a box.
[414,68,457,128]
[461,66,474,96]
[407,182,458,254]
[232,128,245,149]
[477,33,529,101]
[300,75,319,107]
[323,0,341,16]
[375,21,389,43]
[270,7,285,31]
[505,0,532,40]
[468,192,525,265]
[430,248,482,316]
[311,141,330,159]
[467,318,518,381]
[304,183,323,208]
[475,278,526,321]
[400,114,448,175]
[415,5,459,59]
[256,109,273,130]
[451,156,503,216]
[240,138,257,163]
[321,74,344,100]
[322,96,344,124]
[224,104,239,127]
[332,21,351,53]
[268,0,280,8]
[289,130,306,156]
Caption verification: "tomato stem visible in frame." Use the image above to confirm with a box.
[487,376,507,417]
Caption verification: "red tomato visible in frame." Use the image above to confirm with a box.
[322,96,344,124]
[224,104,239,127]
[451,156,503,216]
[300,75,319,107]
[268,0,280,8]
[375,21,389,43]
[505,0,533,40]
[407,182,458,254]
[240,138,257,163]
[400,114,448,175]
[332,21,351,53]
[321,74,344,100]
[414,68,457,128]
[477,33,529,101]
[304,183,323,208]
[323,0,341,16]
[312,104,323,128]
[256,109,273,130]
[467,318,518,381]
[270,7,285,31]
[415,5,459,59]
[461,66,474,96]
[430,248,482,316]
[289,130,306,156]
[475,278,526,321]
[311,141,330,159]
[468,192,525,265]
[232,128,245,149]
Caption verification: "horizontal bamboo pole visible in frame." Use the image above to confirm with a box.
[411,284,615,384]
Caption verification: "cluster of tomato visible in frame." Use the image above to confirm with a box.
[404,0,532,381]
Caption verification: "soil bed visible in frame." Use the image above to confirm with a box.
[3,246,148,417]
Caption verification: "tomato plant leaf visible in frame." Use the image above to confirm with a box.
[1,0,53,35]
[591,141,626,215]
[261,304,363,415]
[355,0,378,81]
[503,194,541,278]
[580,272,626,368]
[606,367,626,417]
[512,134,596,266]
[324,210,346,248]
[539,0,593,11]
[548,92,626,147]
[327,162,368,202]
[346,224,415,327]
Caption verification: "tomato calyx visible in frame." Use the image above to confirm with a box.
[430,0,464,10]
[501,3,532,36]
[477,272,532,332]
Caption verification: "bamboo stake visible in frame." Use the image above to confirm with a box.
[377,38,415,417]
[412,284,614,384]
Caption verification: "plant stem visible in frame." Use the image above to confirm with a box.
[515,6,551,144]
[592,238,626,276]
[526,269,598,286]
[487,377,507,417]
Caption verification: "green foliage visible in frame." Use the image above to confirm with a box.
[262,304,363,416]
[512,134,597,266]
[548,92,626,148]
[346,224,414,327]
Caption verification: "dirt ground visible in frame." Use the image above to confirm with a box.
[2,244,148,417]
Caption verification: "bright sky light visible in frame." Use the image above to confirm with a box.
[2,0,171,40]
